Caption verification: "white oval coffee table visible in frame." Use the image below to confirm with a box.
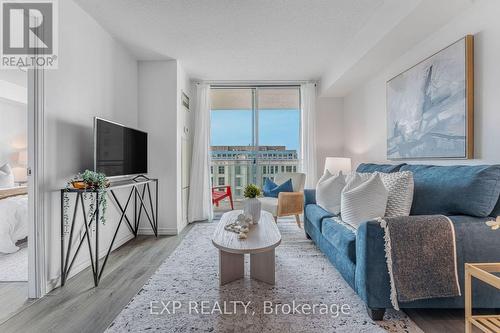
[212,210,281,286]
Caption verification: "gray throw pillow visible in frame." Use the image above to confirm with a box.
[378,171,414,217]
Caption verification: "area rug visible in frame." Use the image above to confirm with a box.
[107,219,422,333]
[0,247,28,282]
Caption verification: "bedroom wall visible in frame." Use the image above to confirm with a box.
[342,0,500,168]
[0,101,26,166]
[44,0,139,291]
[0,70,27,181]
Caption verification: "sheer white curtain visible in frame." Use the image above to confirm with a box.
[188,83,213,222]
[301,83,317,189]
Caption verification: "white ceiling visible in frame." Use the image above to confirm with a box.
[74,0,385,81]
[75,0,474,95]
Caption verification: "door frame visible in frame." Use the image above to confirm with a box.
[27,67,46,298]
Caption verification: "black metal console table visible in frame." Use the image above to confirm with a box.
[60,178,158,287]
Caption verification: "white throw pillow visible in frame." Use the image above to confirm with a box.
[377,171,414,217]
[0,163,15,189]
[316,170,346,215]
[355,171,414,217]
[341,173,388,228]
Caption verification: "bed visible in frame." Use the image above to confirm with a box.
[0,187,28,254]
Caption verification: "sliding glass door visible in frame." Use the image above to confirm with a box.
[255,88,300,188]
[210,87,301,203]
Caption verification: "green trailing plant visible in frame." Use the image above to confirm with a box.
[63,170,109,233]
[243,184,261,199]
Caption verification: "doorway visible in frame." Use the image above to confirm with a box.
[0,67,43,323]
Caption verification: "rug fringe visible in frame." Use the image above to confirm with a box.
[377,217,400,311]
[445,216,462,296]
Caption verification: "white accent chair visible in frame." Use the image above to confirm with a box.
[258,172,306,228]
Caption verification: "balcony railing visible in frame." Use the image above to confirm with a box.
[210,158,299,201]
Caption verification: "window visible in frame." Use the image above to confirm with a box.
[210,87,300,199]
[210,166,213,174]
[286,166,292,172]
[218,177,225,186]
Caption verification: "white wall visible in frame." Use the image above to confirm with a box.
[177,65,193,231]
[0,70,27,175]
[44,0,138,291]
[138,60,178,235]
[137,61,192,235]
[315,97,344,177]
[342,0,500,168]
[0,100,26,171]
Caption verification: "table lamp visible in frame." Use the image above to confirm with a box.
[324,157,352,176]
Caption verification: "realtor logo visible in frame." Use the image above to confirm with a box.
[1,0,58,69]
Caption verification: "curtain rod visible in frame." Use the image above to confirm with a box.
[195,80,317,87]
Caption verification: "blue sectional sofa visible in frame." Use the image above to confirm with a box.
[304,163,500,320]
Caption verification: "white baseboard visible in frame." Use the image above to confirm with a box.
[138,227,178,235]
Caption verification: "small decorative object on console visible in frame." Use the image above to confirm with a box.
[243,184,262,223]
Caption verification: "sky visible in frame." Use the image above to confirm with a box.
[210,109,300,151]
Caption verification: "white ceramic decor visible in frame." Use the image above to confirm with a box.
[244,197,261,223]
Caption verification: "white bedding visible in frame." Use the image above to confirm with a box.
[0,194,28,253]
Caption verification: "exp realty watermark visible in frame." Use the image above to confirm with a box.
[150,300,351,318]
[0,0,58,69]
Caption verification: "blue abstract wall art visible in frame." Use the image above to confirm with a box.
[387,36,473,159]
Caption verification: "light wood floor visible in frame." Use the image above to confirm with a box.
[0,219,480,333]
[0,282,34,325]
[0,224,193,333]
[0,240,33,325]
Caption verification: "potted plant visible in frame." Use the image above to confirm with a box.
[243,184,262,224]
[63,170,109,230]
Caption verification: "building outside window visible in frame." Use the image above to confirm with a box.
[210,87,300,201]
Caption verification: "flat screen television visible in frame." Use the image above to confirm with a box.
[94,117,148,177]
